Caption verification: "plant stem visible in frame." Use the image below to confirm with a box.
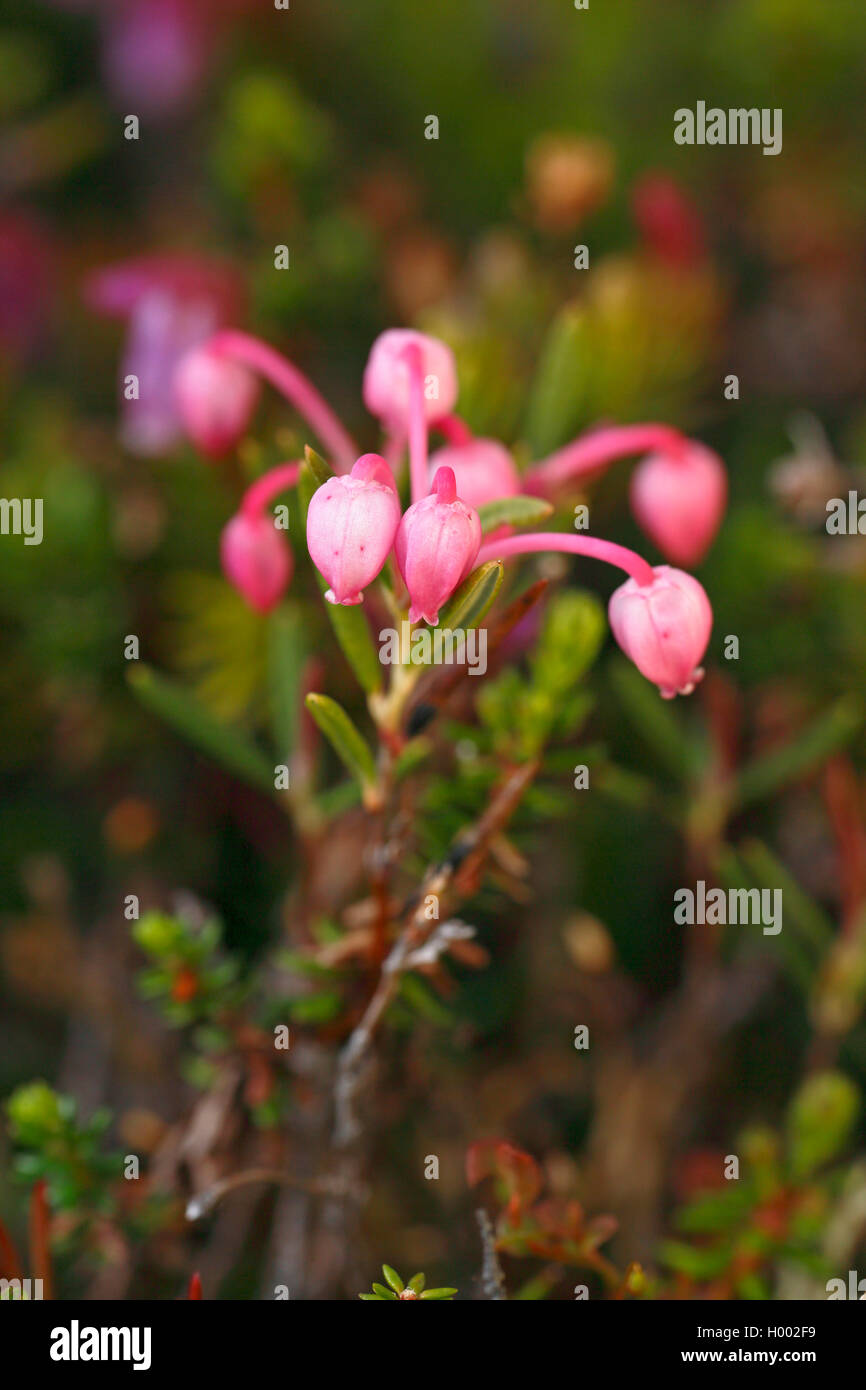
[241,461,301,517]
[209,330,357,471]
[404,343,429,504]
[524,424,688,497]
[476,530,656,587]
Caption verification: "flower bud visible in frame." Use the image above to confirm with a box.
[221,511,293,614]
[174,343,260,458]
[629,443,726,567]
[306,453,401,606]
[427,439,521,511]
[395,467,481,625]
[362,329,458,429]
[608,565,712,699]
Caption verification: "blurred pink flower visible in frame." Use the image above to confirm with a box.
[427,439,521,511]
[174,343,260,459]
[630,443,727,567]
[0,212,52,363]
[85,256,243,455]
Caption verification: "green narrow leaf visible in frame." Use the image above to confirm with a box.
[268,605,305,762]
[477,495,553,535]
[305,693,379,804]
[608,657,701,782]
[734,697,862,810]
[523,304,587,455]
[438,561,503,633]
[382,1265,404,1294]
[128,666,274,794]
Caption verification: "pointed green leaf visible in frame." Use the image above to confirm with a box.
[371,1283,398,1300]
[304,444,333,489]
[524,304,587,456]
[419,1287,458,1300]
[438,561,503,633]
[382,1265,404,1294]
[734,696,862,810]
[305,693,378,804]
[477,495,553,535]
[268,604,305,762]
[407,1272,426,1294]
[128,666,274,794]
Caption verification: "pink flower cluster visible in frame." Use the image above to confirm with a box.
[90,292,721,698]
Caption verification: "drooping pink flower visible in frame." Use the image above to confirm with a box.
[362,329,458,431]
[395,467,481,625]
[629,443,727,567]
[474,533,711,699]
[608,566,712,699]
[427,439,521,511]
[85,255,242,456]
[220,511,293,614]
[306,454,401,606]
[174,342,259,458]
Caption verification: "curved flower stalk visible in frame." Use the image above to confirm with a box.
[475,532,712,699]
[205,330,357,470]
[524,423,726,567]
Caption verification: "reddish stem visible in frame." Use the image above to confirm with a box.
[209,330,356,471]
[403,343,429,504]
[29,1179,53,1300]
[524,424,689,498]
[241,461,302,518]
[476,530,656,587]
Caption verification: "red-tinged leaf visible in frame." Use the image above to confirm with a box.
[188,1272,202,1300]
[0,1216,23,1280]
[466,1140,542,1216]
[29,1180,53,1300]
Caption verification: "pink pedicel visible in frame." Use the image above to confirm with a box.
[220,511,293,614]
[306,454,401,606]
[608,565,713,699]
[362,329,458,430]
[394,466,482,625]
[427,439,521,511]
[629,443,727,567]
[174,343,260,458]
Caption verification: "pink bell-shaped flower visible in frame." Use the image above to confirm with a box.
[174,343,260,458]
[608,565,712,699]
[629,443,727,568]
[427,439,521,511]
[362,329,458,430]
[220,511,293,614]
[395,466,481,625]
[306,453,401,606]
